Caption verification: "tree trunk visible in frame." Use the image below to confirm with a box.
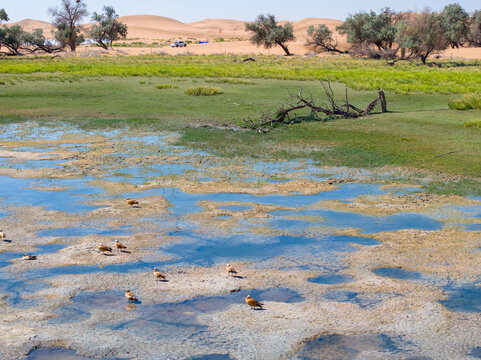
[378,89,387,113]
[277,42,292,56]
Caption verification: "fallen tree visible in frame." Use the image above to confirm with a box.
[244,82,387,131]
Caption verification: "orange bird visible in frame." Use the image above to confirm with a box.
[153,268,167,281]
[226,263,238,277]
[125,290,138,302]
[23,254,37,261]
[0,230,5,241]
[114,240,127,251]
[125,198,139,206]
[245,295,264,310]
[97,243,113,255]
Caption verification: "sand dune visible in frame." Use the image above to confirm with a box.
[117,15,196,39]
[8,19,56,36]
[8,15,344,41]
[293,18,343,34]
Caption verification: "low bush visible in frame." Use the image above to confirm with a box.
[449,93,481,110]
[155,84,178,89]
[185,86,223,96]
[464,119,481,128]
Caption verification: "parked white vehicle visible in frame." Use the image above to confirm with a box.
[171,41,187,47]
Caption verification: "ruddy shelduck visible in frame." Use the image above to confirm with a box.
[153,268,167,281]
[97,243,113,255]
[226,263,238,277]
[114,240,127,251]
[125,198,139,206]
[245,295,264,310]
[125,290,138,302]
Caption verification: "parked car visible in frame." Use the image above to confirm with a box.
[171,41,187,47]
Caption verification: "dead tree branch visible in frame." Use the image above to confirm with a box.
[244,82,387,130]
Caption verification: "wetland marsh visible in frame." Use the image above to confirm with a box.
[0,123,479,359]
[0,53,480,359]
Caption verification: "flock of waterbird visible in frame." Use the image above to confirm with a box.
[1,197,266,310]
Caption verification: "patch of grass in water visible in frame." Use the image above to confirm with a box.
[425,178,481,196]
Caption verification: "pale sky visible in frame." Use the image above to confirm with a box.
[3,0,480,23]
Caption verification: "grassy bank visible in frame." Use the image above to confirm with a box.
[1,55,481,94]
[0,55,480,194]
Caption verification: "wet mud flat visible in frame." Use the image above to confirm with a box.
[0,123,479,359]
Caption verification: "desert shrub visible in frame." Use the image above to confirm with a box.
[464,119,481,128]
[155,84,178,89]
[449,94,481,110]
[205,78,255,85]
[185,86,223,96]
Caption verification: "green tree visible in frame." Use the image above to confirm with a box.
[336,9,398,51]
[49,0,88,51]
[0,25,28,55]
[396,10,448,64]
[24,28,65,53]
[306,24,344,53]
[89,6,127,49]
[0,8,8,22]
[245,14,295,56]
[468,10,481,46]
[0,9,8,52]
[440,3,469,48]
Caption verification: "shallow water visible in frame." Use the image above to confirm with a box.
[26,347,125,360]
[308,273,354,285]
[373,268,424,281]
[0,123,480,359]
[440,283,481,313]
[470,347,481,359]
[37,226,133,238]
[295,333,404,359]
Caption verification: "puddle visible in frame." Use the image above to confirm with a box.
[0,245,66,308]
[440,283,481,313]
[470,347,481,359]
[50,290,126,324]
[323,290,394,308]
[373,268,424,281]
[218,205,254,211]
[0,176,103,213]
[295,333,403,359]
[26,347,124,360]
[37,226,133,238]
[465,223,481,231]
[308,273,353,285]
[189,354,235,360]
[270,209,441,233]
[0,271,49,308]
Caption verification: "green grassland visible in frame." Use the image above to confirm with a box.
[0,55,480,194]
[1,54,481,93]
